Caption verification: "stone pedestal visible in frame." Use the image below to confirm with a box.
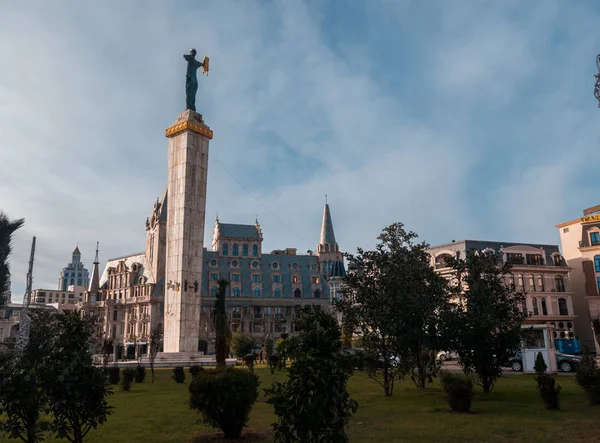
[163,110,213,353]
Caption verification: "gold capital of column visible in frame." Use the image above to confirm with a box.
[165,120,213,139]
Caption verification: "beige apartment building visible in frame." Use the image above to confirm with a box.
[557,204,600,352]
[32,285,86,306]
[428,240,577,344]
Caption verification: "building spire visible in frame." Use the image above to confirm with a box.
[319,202,337,246]
[88,242,100,294]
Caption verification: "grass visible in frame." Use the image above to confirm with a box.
[2,366,600,442]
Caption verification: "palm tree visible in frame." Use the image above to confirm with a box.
[0,211,25,304]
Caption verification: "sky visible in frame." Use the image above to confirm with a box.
[2,0,600,302]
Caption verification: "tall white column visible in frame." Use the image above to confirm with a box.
[163,110,213,353]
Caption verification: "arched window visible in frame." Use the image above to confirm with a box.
[252,244,258,257]
[232,243,239,256]
[314,289,321,299]
[558,298,568,316]
[242,244,249,256]
[595,255,600,273]
[294,288,301,298]
[555,276,565,292]
[77,279,82,286]
[211,287,217,297]
[541,298,548,315]
[537,275,544,292]
[233,287,240,297]
[517,274,524,288]
[528,275,536,291]
[274,287,281,298]
[532,297,539,315]
[253,287,261,297]
[325,244,330,252]
[70,278,74,285]
[222,243,229,256]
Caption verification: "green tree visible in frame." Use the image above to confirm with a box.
[266,309,358,442]
[445,250,527,393]
[0,211,24,305]
[0,309,55,442]
[148,323,163,383]
[337,223,452,394]
[214,279,230,369]
[231,332,257,359]
[45,312,113,443]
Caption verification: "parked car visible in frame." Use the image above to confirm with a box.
[436,351,458,362]
[508,352,581,373]
[555,353,582,372]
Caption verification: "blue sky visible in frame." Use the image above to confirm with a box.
[2,0,600,301]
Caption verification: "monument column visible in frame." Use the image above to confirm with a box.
[163,110,213,353]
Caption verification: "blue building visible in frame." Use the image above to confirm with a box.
[57,246,90,291]
[198,204,345,348]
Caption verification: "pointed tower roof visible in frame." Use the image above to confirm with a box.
[88,242,100,294]
[73,245,80,254]
[319,204,337,245]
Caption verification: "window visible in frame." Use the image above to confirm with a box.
[532,298,539,316]
[211,287,218,297]
[210,273,219,281]
[231,260,238,267]
[528,275,536,291]
[292,276,300,284]
[252,244,258,257]
[252,274,261,283]
[526,254,544,266]
[555,276,565,292]
[541,298,548,315]
[273,275,281,283]
[292,263,298,270]
[77,279,82,285]
[517,274,524,288]
[251,261,259,268]
[314,289,321,298]
[272,262,279,269]
[231,273,240,282]
[595,255,600,273]
[558,298,568,316]
[294,288,301,298]
[592,232,600,246]
[222,243,229,256]
[537,275,544,292]
[312,277,320,284]
[274,287,281,298]
[242,244,249,256]
[233,287,241,297]
[563,227,569,233]
[232,243,239,256]
[210,259,218,267]
[506,253,524,265]
[597,276,600,292]
[253,287,261,297]
[113,309,118,321]
[70,278,74,285]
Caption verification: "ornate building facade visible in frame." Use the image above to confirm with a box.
[57,246,90,291]
[80,193,344,357]
[428,240,576,342]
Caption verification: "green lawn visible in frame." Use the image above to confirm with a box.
[4,366,600,442]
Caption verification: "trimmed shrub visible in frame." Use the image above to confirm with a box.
[135,365,146,383]
[243,354,256,373]
[576,354,600,405]
[265,309,358,442]
[439,371,473,412]
[189,368,259,439]
[536,374,561,410]
[534,352,547,376]
[268,354,279,375]
[172,366,186,383]
[189,365,204,376]
[106,366,120,385]
[121,368,136,391]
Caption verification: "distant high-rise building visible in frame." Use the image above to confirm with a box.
[58,246,90,291]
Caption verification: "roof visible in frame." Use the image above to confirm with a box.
[319,204,337,245]
[99,252,152,287]
[428,240,561,264]
[73,246,80,254]
[218,223,261,240]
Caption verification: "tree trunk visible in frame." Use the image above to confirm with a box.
[150,363,155,383]
[482,377,492,394]
[383,368,392,396]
